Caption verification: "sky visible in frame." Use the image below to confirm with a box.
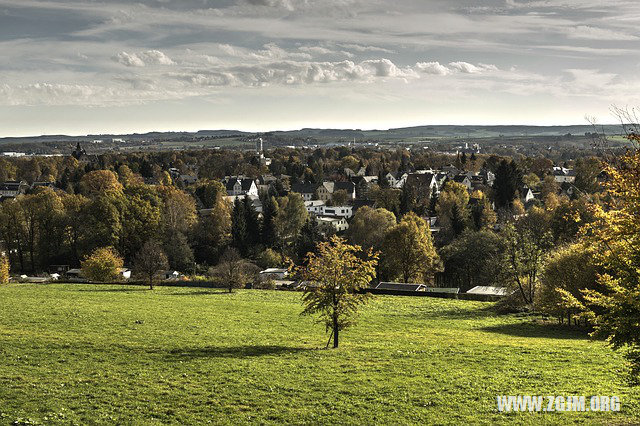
[1,0,640,136]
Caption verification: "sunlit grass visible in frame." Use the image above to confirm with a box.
[0,284,637,425]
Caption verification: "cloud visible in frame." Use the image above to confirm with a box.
[415,61,450,76]
[449,62,498,74]
[114,50,175,67]
[565,25,638,41]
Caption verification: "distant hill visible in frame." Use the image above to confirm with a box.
[0,124,625,146]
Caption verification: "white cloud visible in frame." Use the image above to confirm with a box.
[415,61,450,76]
[114,50,175,67]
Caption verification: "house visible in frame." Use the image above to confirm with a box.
[375,282,426,292]
[384,172,408,189]
[322,205,353,219]
[32,181,55,190]
[442,164,461,177]
[316,181,356,202]
[224,194,263,213]
[478,169,496,186]
[224,177,258,197]
[344,166,366,177]
[179,174,198,185]
[405,173,439,197]
[351,175,378,199]
[452,174,472,191]
[304,200,325,215]
[553,167,576,183]
[0,181,28,197]
[466,286,509,297]
[291,182,318,201]
[118,268,132,280]
[520,185,535,204]
[316,216,349,232]
[256,175,278,193]
[259,268,289,281]
[162,270,184,280]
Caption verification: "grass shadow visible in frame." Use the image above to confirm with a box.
[165,345,310,360]
[480,322,590,340]
[73,287,149,292]
[165,290,230,296]
[427,304,498,320]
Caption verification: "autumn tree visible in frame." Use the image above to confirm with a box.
[81,246,124,283]
[582,149,640,382]
[503,207,553,306]
[210,247,259,293]
[440,230,507,292]
[538,242,598,324]
[347,206,396,253]
[274,193,308,245]
[300,236,378,348]
[381,212,441,283]
[436,181,470,241]
[134,240,169,290]
[0,253,9,284]
[80,170,123,196]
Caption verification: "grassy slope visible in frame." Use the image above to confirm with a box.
[0,285,637,425]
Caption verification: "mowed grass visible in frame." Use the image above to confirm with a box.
[0,285,638,425]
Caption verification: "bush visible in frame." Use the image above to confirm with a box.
[255,279,276,290]
[81,247,124,283]
[256,248,283,269]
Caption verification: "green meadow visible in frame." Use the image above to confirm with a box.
[0,284,638,425]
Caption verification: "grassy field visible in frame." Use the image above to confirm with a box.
[0,284,638,425]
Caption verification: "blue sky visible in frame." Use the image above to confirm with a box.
[1,0,639,136]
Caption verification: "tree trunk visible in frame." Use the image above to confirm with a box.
[149,277,153,290]
[333,320,339,348]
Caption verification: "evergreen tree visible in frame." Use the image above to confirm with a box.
[399,183,416,216]
[231,198,248,255]
[493,160,522,210]
[261,195,279,248]
[296,218,323,263]
[450,203,466,236]
[243,195,260,250]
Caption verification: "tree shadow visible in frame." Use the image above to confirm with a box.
[479,322,590,340]
[165,345,310,360]
[73,287,149,292]
[165,290,230,296]
[427,304,498,320]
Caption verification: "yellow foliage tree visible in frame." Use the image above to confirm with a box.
[382,212,442,283]
[582,150,640,381]
[300,236,378,348]
[0,253,9,284]
[81,246,124,283]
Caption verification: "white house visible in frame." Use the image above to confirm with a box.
[316,181,356,202]
[553,167,576,183]
[316,216,349,232]
[259,268,289,281]
[291,182,318,201]
[304,200,326,215]
[321,205,353,219]
[0,181,28,197]
[224,177,259,197]
[466,286,509,297]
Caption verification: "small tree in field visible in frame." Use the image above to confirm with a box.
[0,253,9,284]
[81,247,123,283]
[134,240,169,290]
[210,247,259,293]
[300,236,378,349]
